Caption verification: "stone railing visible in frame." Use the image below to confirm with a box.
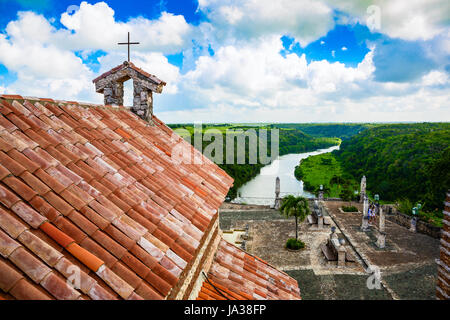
[383,205,442,239]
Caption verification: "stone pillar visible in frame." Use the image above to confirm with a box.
[132,82,153,122]
[145,90,153,122]
[360,175,366,203]
[114,82,124,106]
[361,195,369,231]
[379,207,385,233]
[274,177,281,210]
[376,208,386,248]
[436,190,450,300]
[103,85,115,106]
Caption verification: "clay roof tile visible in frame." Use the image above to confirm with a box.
[0,96,298,301]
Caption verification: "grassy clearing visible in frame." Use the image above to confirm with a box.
[295,152,359,198]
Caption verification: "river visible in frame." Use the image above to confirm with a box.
[232,145,340,205]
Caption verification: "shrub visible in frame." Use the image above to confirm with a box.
[395,198,413,216]
[342,205,358,212]
[285,238,305,250]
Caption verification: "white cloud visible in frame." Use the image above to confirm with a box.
[341,46,348,51]
[182,37,310,107]
[0,0,448,123]
[158,37,449,123]
[0,11,96,102]
[0,2,189,102]
[326,0,449,41]
[197,0,334,46]
[198,0,450,48]
[58,1,193,54]
[422,70,449,86]
[173,37,376,112]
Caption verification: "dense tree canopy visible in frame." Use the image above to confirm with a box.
[334,123,450,212]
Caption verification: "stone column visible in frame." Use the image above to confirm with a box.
[145,90,153,122]
[274,177,281,210]
[103,85,115,106]
[379,207,385,233]
[132,82,153,122]
[376,208,386,248]
[114,81,124,106]
[361,195,369,231]
[360,175,366,203]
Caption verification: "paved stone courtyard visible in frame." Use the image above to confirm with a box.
[220,201,440,300]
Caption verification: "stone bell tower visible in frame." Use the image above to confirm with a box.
[92,61,166,123]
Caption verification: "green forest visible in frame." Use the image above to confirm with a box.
[272,123,376,140]
[334,123,450,214]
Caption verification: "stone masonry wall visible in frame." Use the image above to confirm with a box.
[382,205,442,239]
[436,191,450,300]
[93,61,165,123]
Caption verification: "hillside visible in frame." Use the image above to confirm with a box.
[334,123,450,212]
[272,123,376,140]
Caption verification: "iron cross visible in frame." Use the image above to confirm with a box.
[118,32,140,62]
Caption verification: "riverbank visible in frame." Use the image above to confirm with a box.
[295,152,358,198]
[233,145,340,205]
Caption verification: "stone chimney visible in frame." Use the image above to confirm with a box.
[92,61,166,123]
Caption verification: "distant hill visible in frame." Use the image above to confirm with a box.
[334,123,450,212]
[271,123,376,140]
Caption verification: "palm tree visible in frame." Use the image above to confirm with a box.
[279,195,310,241]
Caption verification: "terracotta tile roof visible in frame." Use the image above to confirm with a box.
[0,94,301,300]
[0,95,232,300]
[198,239,301,300]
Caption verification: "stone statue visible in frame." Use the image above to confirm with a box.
[361,195,369,231]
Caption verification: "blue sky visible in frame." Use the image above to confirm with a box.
[0,0,448,123]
